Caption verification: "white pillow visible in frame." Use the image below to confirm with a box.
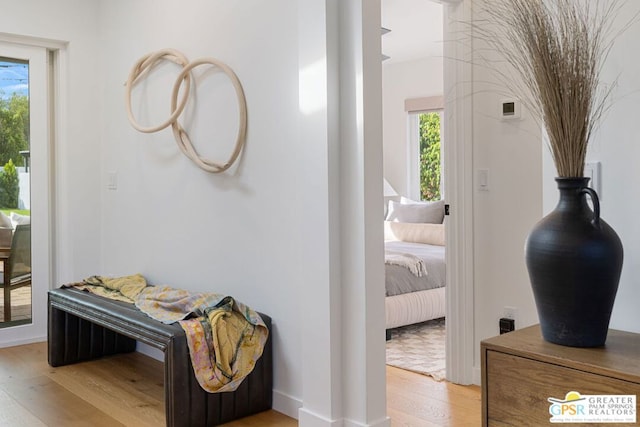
[10,212,30,229]
[0,211,12,228]
[400,196,423,204]
[385,199,444,224]
[384,221,445,246]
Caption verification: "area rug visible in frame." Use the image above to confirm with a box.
[386,317,446,381]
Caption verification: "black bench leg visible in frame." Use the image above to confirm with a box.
[48,304,136,367]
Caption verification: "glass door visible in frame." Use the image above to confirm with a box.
[0,57,31,327]
[0,41,49,344]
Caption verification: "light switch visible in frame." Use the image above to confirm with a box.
[107,171,118,190]
[585,161,601,198]
[478,169,489,191]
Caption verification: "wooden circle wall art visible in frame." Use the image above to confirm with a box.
[125,48,247,173]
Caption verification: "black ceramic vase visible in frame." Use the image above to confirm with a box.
[525,177,623,347]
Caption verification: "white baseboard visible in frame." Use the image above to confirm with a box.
[273,389,302,419]
[473,365,481,385]
[297,408,391,427]
[0,335,46,348]
[298,408,341,427]
[344,416,391,427]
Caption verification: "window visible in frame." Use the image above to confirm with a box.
[405,96,444,201]
[418,111,442,201]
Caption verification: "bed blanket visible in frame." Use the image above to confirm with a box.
[65,274,268,393]
[385,250,428,277]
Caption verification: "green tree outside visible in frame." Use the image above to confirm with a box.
[0,159,19,208]
[0,93,29,167]
[419,112,441,201]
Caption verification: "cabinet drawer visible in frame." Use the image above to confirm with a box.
[486,350,640,427]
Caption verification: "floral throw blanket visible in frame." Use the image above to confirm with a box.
[67,274,268,393]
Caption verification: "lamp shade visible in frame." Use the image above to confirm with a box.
[383,178,398,197]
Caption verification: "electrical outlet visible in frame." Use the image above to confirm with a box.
[502,305,518,330]
[499,318,515,334]
[503,306,517,321]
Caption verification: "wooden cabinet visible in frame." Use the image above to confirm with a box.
[481,325,640,426]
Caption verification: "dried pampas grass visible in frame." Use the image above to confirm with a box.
[474,0,634,177]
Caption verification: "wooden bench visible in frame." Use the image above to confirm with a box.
[48,287,273,427]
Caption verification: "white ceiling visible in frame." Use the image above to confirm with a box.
[381,0,443,64]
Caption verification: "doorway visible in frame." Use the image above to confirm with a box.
[0,41,52,346]
[380,0,475,386]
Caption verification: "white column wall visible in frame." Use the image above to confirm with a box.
[337,1,389,425]
[298,0,389,425]
[297,0,344,423]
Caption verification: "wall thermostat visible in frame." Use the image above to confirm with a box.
[500,99,521,120]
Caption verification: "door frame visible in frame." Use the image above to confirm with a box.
[441,0,475,384]
[374,0,475,384]
[0,34,66,347]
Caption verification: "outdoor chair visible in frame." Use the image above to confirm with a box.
[1,224,31,321]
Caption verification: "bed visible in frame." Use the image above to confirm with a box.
[384,199,446,331]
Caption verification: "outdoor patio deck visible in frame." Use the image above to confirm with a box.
[0,286,31,324]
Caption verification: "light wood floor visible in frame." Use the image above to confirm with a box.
[0,342,480,426]
[387,366,481,426]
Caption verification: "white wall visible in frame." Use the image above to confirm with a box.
[471,84,542,372]
[97,0,305,414]
[469,0,542,379]
[470,0,640,383]
[543,1,640,334]
[382,57,443,197]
